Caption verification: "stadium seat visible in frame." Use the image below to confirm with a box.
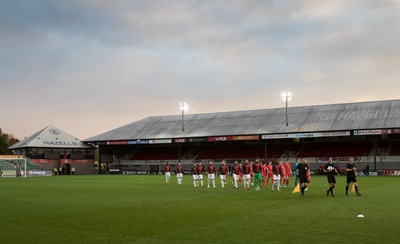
[297,141,373,157]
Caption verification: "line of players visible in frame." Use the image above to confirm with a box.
[165,157,362,197]
[166,158,295,191]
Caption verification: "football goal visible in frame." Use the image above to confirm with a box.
[0,157,27,178]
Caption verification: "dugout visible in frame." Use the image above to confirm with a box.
[8,125,95,175]
[85,100,400,174]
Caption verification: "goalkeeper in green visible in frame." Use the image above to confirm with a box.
[253,158,262,191]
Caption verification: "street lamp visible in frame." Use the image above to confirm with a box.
[282,92,292,126]
[179,102,189,131]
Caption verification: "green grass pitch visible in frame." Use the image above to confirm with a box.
[1,175,399,243]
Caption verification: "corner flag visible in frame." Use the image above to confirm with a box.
[292,184,300,193]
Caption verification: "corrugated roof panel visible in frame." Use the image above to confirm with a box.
[84,100,400,142]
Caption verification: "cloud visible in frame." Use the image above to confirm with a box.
[1,0,400,140]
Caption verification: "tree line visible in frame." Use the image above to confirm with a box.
[0,128,19,154]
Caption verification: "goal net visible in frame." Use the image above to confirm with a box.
[0,156,51,177]
[0,157,27,178]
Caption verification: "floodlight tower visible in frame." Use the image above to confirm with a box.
[282,92,292,126]
[179,102,189,131]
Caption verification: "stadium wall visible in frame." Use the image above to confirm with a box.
[96,135,400,174]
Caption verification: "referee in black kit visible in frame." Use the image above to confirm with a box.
[345,157,362,196]
[324,157,340,197]
[296,158,310,198]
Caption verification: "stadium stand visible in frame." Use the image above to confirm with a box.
[131,147,181,160]
[374,140,390,155]
[297,141,373,158]
[127,143,291,161]
[84,100,400,172]
[26,158,44,171]
[389,141,400,155]
[196,145,265,159]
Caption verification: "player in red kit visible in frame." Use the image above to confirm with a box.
[164,162,171,184]
[272,161,282,191]
[284,159,292,188]
[176,162,183,185]
[207,161,216,188]
[191,163,198,187]
[306,161,311,190]
[261,162,268,186]
[239,163,243,184]
[279,160,286,187]
[219,160,228,189]
[232,161,241,189]
[197,162,204,188]
[242,160,251,190]
[250,161,254,186]
[266,162,273,187]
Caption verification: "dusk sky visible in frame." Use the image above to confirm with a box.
[1,0,400,141]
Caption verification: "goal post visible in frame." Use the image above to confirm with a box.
[0,157,27,178]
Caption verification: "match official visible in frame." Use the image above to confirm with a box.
[345,157,361,196]
[324,157,340,197]
[296,158,310,198]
